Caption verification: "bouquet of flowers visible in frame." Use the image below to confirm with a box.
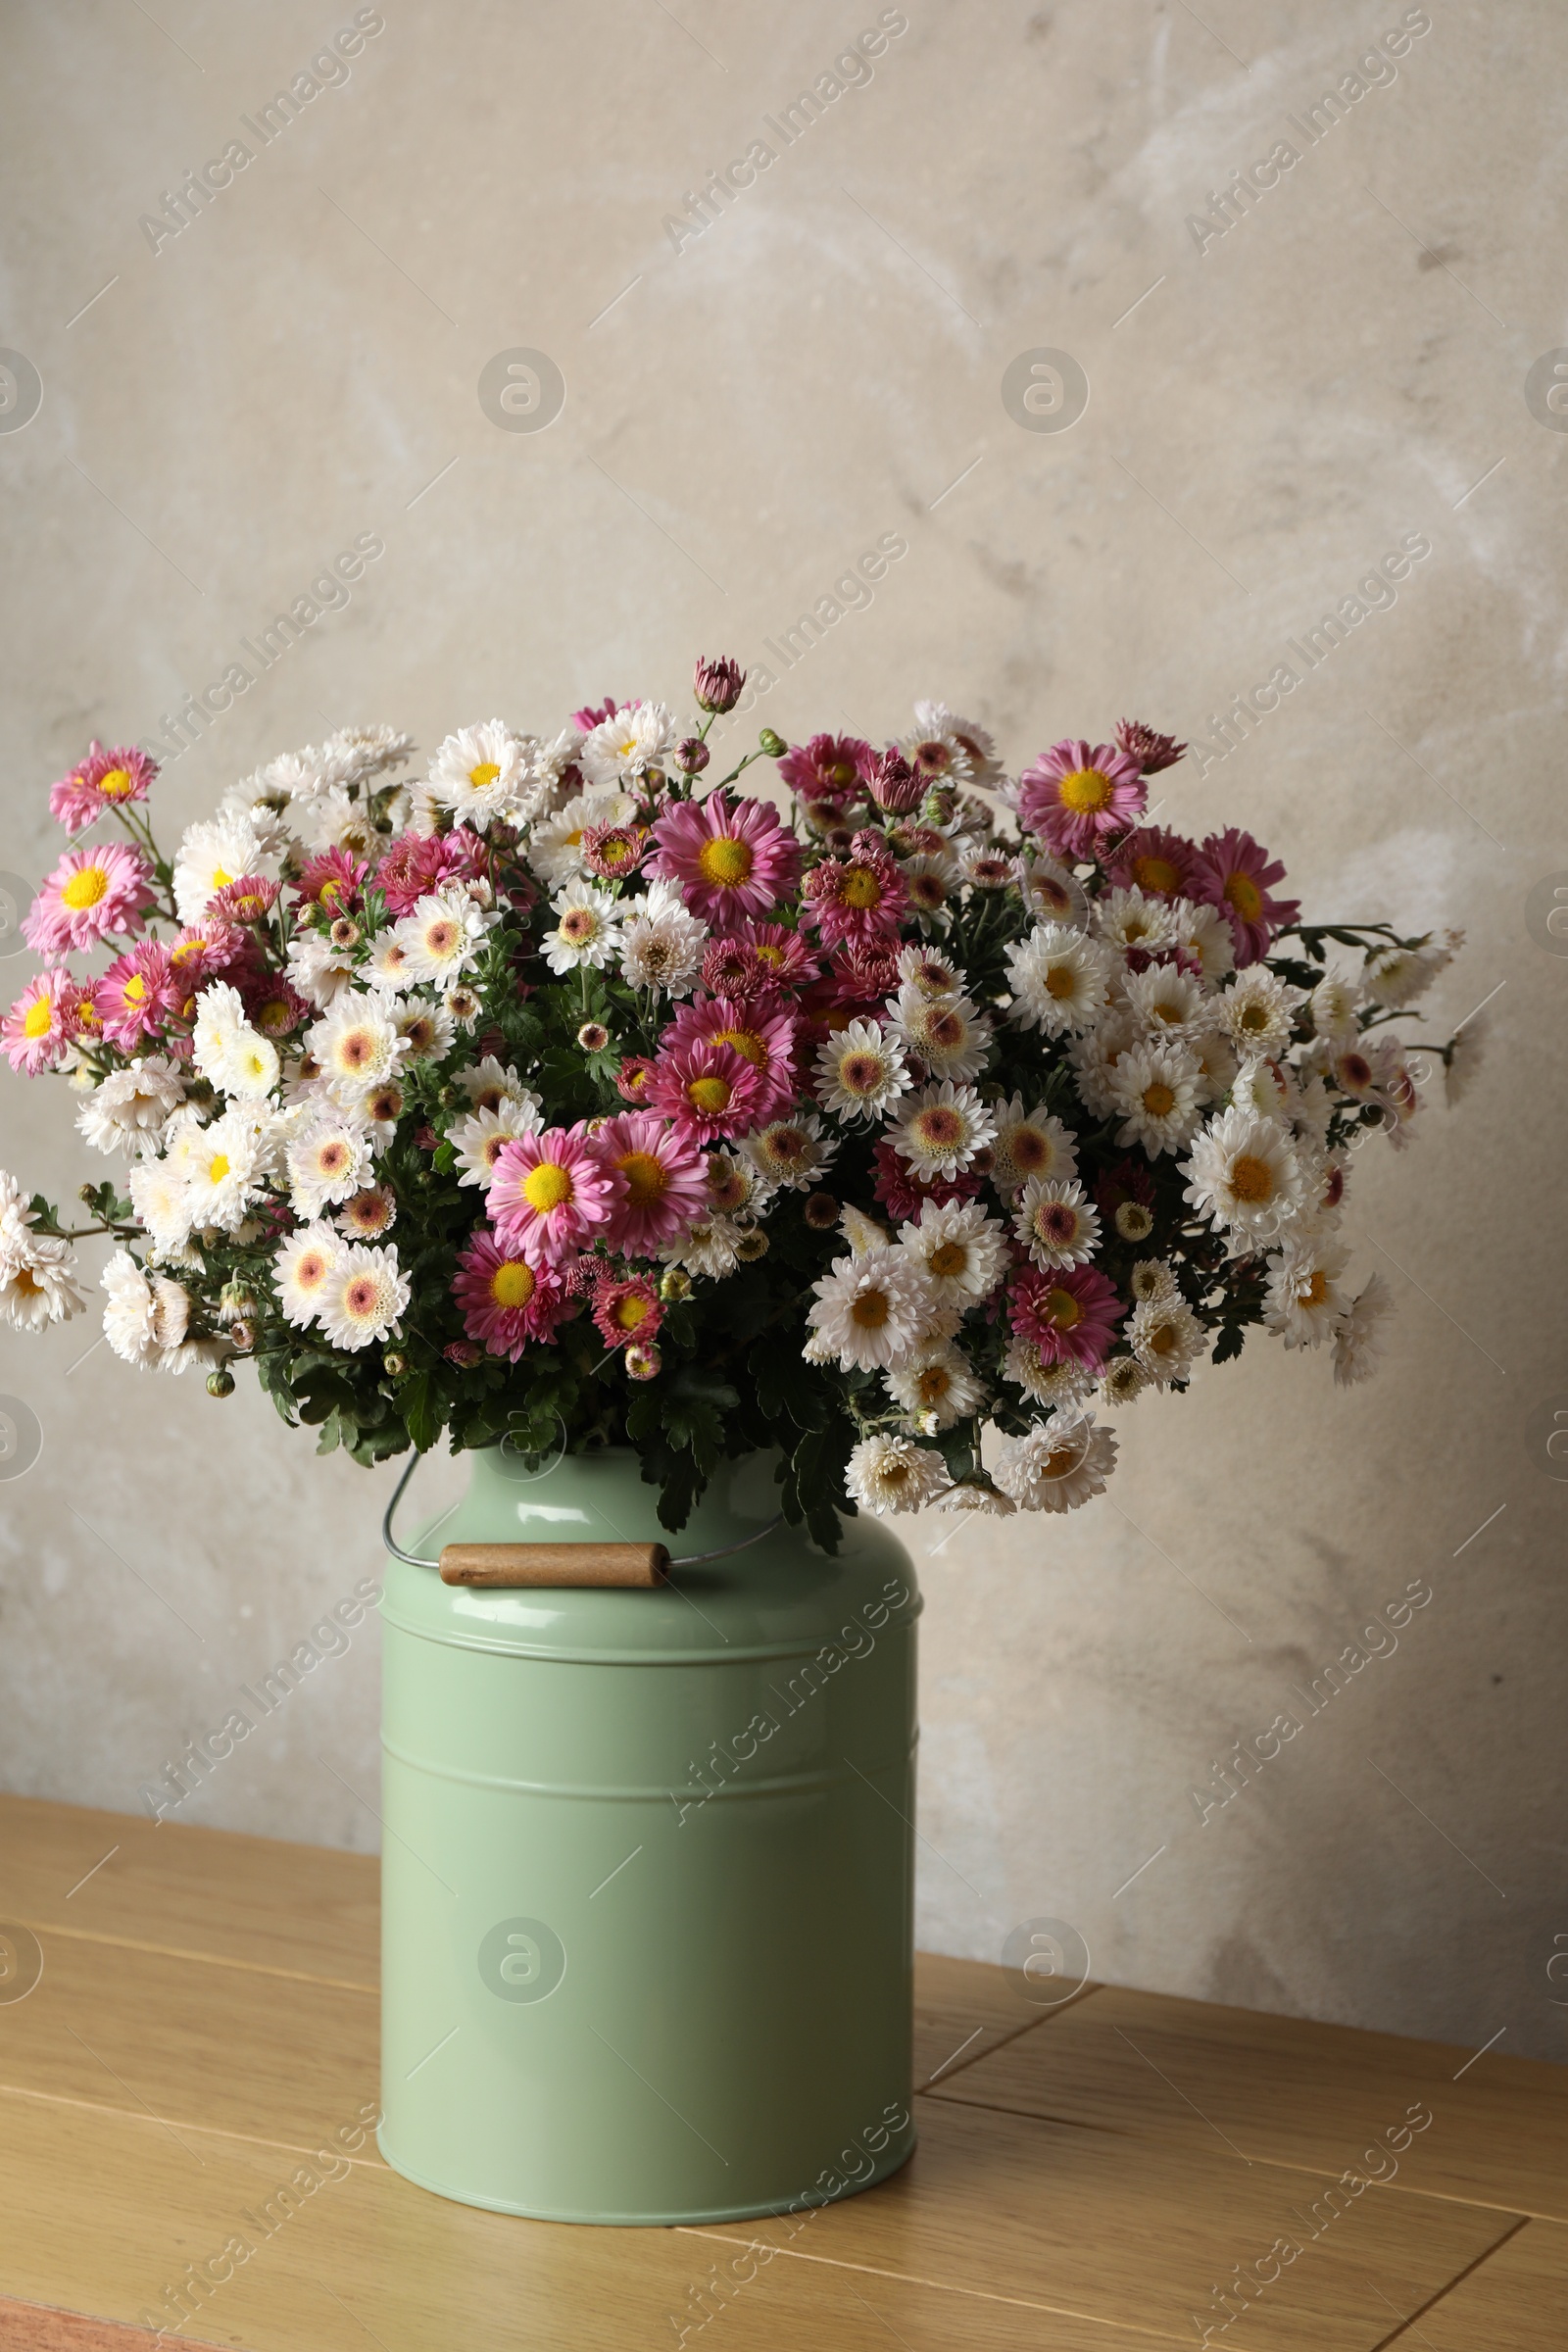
[1,662,1474,1546]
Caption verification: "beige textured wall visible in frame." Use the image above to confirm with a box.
[2,0,1565,2057]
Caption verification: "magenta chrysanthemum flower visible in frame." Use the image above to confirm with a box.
[592,1110,709,1256]
[648,1039,769,1146]
[592,1273,664,1348]
[735,921,821,990]
[97,943,176,1051]
[1102,826,1200,903]
[453,1228,572,1360]
[1114,720,1187,775]
[3,974,68,1073]
[167,924,242,1005]
[24,841,155,962]
[870,1139,980,1225]
[1008,1263,1123,1369]
[296,848,368,910]
[375,826,488,916]
[650,790,801,930]
[211,875,280,925]
[487,1124,624,1267]
[59,976,108,1044]
[1016,739,1147,860]
[48,741,159,835]
[614,1056,659,1104]
[803,845,908,947]
[571,696,621,733]
[1189,826,1300,966]
[776,733,876,806]
[660,997,798,1123]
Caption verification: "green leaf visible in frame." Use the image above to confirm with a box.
[400,1371,441,1454]
[1212,1324,1247,1365]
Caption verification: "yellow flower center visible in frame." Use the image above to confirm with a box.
[616,1149,668,1207]
[1057,767,1112,813]
[98,767,133,799]
[686,1075,732,1114]
[1132,855,1181,895]
[1045,1286,1082,1330]
[468,761,501,791]
[1142,1082,1175,1117]
[840,866,882,909]
[211,865,232,890]
[1224,872,1263,922]
[928,1241,967,1279]
[1150,1324,1177,1355]
[207,1152,230,1183]
[714,1025,766,1068]
[1229,1152,1274,1204]
[1044,963,1077,1000]
[1238,1004,1268,1034]
[61,865,110,910]
[24,998,53,1039]
[696,837,754,886]
[614,1293,651,1331]
[522,1161,574,1213]
[1041,1445,1080,1479]
[491,1261,536,1308]
[851,1290,890,1329]
[122,974,148,1004]
[914,1364,951,1405]
[1300,1269,1328,1305]
[755,943,785,968]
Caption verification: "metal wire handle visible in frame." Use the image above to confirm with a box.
[380,1450,783,1572]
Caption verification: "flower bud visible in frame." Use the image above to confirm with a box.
[758,728,788,759]
[226,1319,256,1352]
[576,1021,611,1053]
[625,1343,662,1381]
[659,1267,692,1302]
[1115,1201,1154,1242]
[735,1228,769,1262]
[674,737,710,775]
[206,1367,236,1398]
[328,916,362,949]
[694,655,746,713]
[382,1349,408,1377]
[870,749,921,813]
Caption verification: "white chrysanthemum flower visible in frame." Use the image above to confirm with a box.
[457,1056,536,1114]
[577,701,678,788]
[1013,1177,1101,1268]
[897,1197,1008,1302]
[392,887,488,986]
[1190,1032,1239,1108]
[1332,1270,1394,1386]
[191,985,280,1102]
[887,1080,995,1180]
[1167,896,1234,986]
[1002,1338,1096,1408]
[807,1246,935,1373]
[172,814,273,924]
[175,1107,265,1232]
[1004,923,1114,1037]
[542,883,624,975]
[286,1109,372,1219]
[320,723,415,782]
[619,881,708,998]
[743,1113,837,1193]
[898,719,974,788]
[286,930,359,1011]
[1216,967,1303,1061]
[1099,1354,1149,1407]
[896,945,966,999]
[1445,1015,1487,1106]
[1263,1237,1349,1349]
[292,783,375,857]
[1107,1041,1204,1156]
[888,985,993,1083]
[1362,935,1457,1009]
[101,1250,201,1368]
[1122,963,1212,1045]
[216,778,296,858]
[1128,1293,1206,1387]
[884,1341,986,1429]
[425,720,533,826]
[815,1018,910,1123]
[845,1432,950,1515]
[1310,970,1362,1042]
[933,1478,1016,1516]
[900,855,955,926]
[365,934,416,995]
[392,998,457,1063]
[1069,1013,1138,1120]
[705,1151,762,1218]
[306,994,406,1107]
[127,1156,195,1255]
[838,1202,892,1255]
[662,1214,745,1279]
[1182,1107,1302,1244]
[450,1098,543,1188]
[1094,886,1176,956]
[317,1242,410,1351]
[444,982,482,1030]
[995,1413,1118,1512]
[914,699,1003,782]
[989,1098,1078,1197]
[273,1221,344,1328]
[1020,856,1091,930]
[527,789,637,889]
[76,1056,185,1157]
[1129,1257,1179,1304]
[0,1230,86,1329]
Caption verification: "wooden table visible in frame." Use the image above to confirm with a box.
[0,1792,1562,2350]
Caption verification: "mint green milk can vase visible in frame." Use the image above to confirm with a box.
[376,1443,921,2224]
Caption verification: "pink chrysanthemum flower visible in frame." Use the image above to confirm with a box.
[231,955,312,1039]
[870,1139,980,1225]
[660,997,798,1124]
[1016,739,1147,860]
[211,874,280,925]
[24,841,155,961]
[453,1228,572,1360]
[3,973,67,1073]
[1188,827,1300,967]
[296,848,368,910]
[614,1056,659,1104]
[1102,826,1200,902]
[1008,1263,1123,1369]
[487,1125,624,1267]
[701,938,765,999]
[735,921,820,991]
[581,823,649,883]
[375,826,488,916]
[650,790,801,930]
[59,976,107,1044]
[99,943,176,1051]
[776,733,876,806]
[571,696,621,733]
[592,1274,664,1348]
[48,741,159,835]
[1114,720,1188,775]
[803,846,908,948]
[648,1039,769,1146]
[592,1110,709,1256]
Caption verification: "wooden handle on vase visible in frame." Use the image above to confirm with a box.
[438,1542,668,1588]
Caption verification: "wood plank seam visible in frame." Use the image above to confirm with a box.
[1364,2211,1534,2349]
[915,1983,1104,2091]
[5,1920,377,1995]
[0,2085,392,2174]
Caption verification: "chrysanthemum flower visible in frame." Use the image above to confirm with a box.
[1002,1338,1095,1408]
[172,815,273,926]
[814,1016,910,1123]
[392,886,488,985]
[662,995,798,1122]
[1114,719,1187,775]
[650,790,801,930]
[649,1040,768,1146]
[24,842,155,961]
[1020,857,1091,930]
[97,943,175,1051]
[1102,825,1200,902]
[845,1432,948,1515]
[488,1124,624,1266]
[452,1228,570,1360]
[374,825,489,917]
[619,876,709,999]
[1127,1293,1206,1386]
[870,1139,978,1225]
[1332,1270,1393,1387]
[542,883,623,975]
[449,1097,542,1189]
[777,733,876,805]
[295,848,368,912]
[0,1227,87,1331]
[1004,924,1113,1037]
[1093,886,1177,958]
[1121,963,1212,1043]
[995,1413,1118,1511]
[885,1341,985,1429]
[1016,738,1147,859]
[1216,966,1303,1061]
[807,1244,935,1372]
[1106,1041,1204,1157]
[286,1109,373,1219]
[1263,1237,1348,1349]
[592,1275,664,1348]
[337,1185,397,1241]
[615,1056,658,1104]
[1181,1106,1302,1244]
[742,1111,837,1193]
[578,701,679,787]
[3,974,67,1073]
[888,984,993,1083]
[887,1080,995,1180]
[76,1056,185,1158]
[897,1197,1008,1301]
[1189,827,1299,967]
[1008,1263,1123,1369]
[176,1106,266,1232]
[1014,1176,1102,1268]
[49,741,159,835]
[1100,1355,1149,1407]
[1166,896,1235,986]
[318,1243,411,1351]
[988,1097,1078,1197]
[802,844,908,947]
[306,994,406,1105]
[425,720,533,826]
[273,1221,343,1327]
[592,1110,709,1256]
[735,920,820,990]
